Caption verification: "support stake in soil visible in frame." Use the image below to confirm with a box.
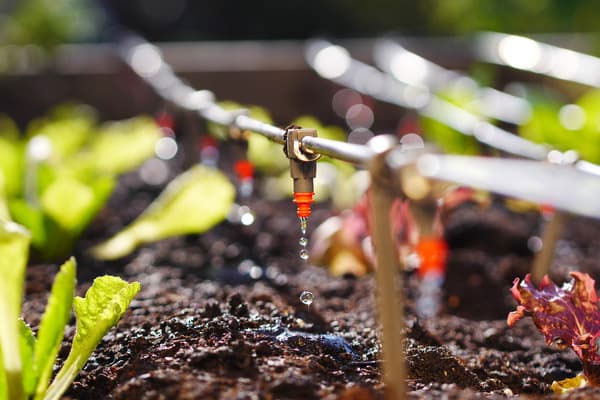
[367,135,406,400]
[531,211,569,284]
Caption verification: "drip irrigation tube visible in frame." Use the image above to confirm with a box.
[118,33,600,220]
[305,39,600,177]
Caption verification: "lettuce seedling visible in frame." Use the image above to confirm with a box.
[42,275,140,400]
[508,272,600,389]
[0,220,140,400]
[93,165,235,260]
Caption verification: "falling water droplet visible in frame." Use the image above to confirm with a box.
[300,291,314,307]
[298,217,309,260]
[299,249,309,260]
[299,217,307,235]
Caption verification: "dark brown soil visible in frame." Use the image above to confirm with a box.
[21,167,600,399]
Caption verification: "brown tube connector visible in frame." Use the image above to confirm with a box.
[284,126,320,192]
[284,126,320,217]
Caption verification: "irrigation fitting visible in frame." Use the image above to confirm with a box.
[283,125,321,218]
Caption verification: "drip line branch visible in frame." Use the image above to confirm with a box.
[118,35,376,163]
[305,39,600,177]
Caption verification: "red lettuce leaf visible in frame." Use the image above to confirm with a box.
[508,272,600,384]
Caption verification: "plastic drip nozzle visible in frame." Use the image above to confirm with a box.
[234,159,254,181]
[416,237,448,279]
[294,192,314,218]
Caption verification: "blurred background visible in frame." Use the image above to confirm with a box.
[4,0,600,305]
[2,0,600,141]
[3,0,600,45]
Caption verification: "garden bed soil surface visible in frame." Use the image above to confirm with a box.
[21,169,600,399]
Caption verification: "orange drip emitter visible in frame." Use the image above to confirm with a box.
[415,236,448,318]
[293,192,314,218]
[234,159,254,182]
[416,236,449,279]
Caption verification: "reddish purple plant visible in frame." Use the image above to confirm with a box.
[508,272,600,385]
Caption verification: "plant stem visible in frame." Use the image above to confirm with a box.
[5,369,24,400]
[41,355,81,400]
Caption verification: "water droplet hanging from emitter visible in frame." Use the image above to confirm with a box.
[298,217,309,260]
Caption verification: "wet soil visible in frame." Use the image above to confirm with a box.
[21,168,600,399]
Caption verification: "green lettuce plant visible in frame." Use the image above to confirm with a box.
[0,107,161,260]
[93,165,235,260]
[0,220,140,400]
[519,87,600,163]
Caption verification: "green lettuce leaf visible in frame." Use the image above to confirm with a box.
[0,137,24,198]
[93,165,235,260]
[0,220,31,400]
[42,276,140,400]
[33,258,76,399]
[59,117,160,178]
[40,176,114,236]
[18,320,35,396]
[0,345,6,400]
[89,117,160,175]
[26,116,92,162]
[0,174,10,222]
[7,201,46,250]
[0,114,23,199]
